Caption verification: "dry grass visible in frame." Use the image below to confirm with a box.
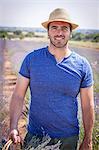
[69,41,99,50]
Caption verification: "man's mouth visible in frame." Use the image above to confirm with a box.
[55,36,64,40]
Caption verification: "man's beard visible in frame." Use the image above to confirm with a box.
[49,36,68,48]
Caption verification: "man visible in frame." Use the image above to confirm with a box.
[9,8,94,150]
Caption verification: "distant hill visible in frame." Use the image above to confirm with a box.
[0,26,99,34]
[0,26,46,33]
[75,29,99,34]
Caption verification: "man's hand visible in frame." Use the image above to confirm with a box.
[79,136,92,150]
[9,129,21,144]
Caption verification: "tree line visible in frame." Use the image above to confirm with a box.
[0,30,99,42]
[72,32,99,42]
[0,30,35,40]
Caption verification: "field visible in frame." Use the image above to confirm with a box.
[0,38,99,149]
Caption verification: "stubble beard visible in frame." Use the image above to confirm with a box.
[49,36,69,48]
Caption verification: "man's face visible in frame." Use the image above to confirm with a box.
[48,21,71,48]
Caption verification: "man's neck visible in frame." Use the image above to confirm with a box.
[48,44,72,62]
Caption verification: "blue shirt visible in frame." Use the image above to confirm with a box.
[19,46,93,138]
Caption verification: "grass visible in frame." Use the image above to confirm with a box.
[69,41,99,50]
[94,72,99,93]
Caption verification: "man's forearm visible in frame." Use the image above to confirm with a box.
[82,103,95,139]
[80,86,95,149]
[10,93,24,131]
[79,105,95,150]
[80,86,95,138]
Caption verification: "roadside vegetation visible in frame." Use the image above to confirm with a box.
[70,31,99,49]
[0,30,99,42]
[0,29,99,50]
[71,31,99,42]
[0,30,44,40]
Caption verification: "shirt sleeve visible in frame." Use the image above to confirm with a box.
[19,54,30,78]
[80,58,94,88]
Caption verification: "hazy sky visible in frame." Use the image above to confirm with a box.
[0,0,99,29]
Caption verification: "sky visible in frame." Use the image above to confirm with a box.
[0,0,99,29]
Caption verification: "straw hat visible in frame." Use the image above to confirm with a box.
[42,8,79,30]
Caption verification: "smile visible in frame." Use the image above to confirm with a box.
[55,37,64,40]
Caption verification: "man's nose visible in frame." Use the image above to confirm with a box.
[56,27,63,34]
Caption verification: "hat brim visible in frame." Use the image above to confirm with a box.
[42,19,79,30]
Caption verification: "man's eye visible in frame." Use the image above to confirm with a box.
[62,26,69,31]
[50,26,57,30]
